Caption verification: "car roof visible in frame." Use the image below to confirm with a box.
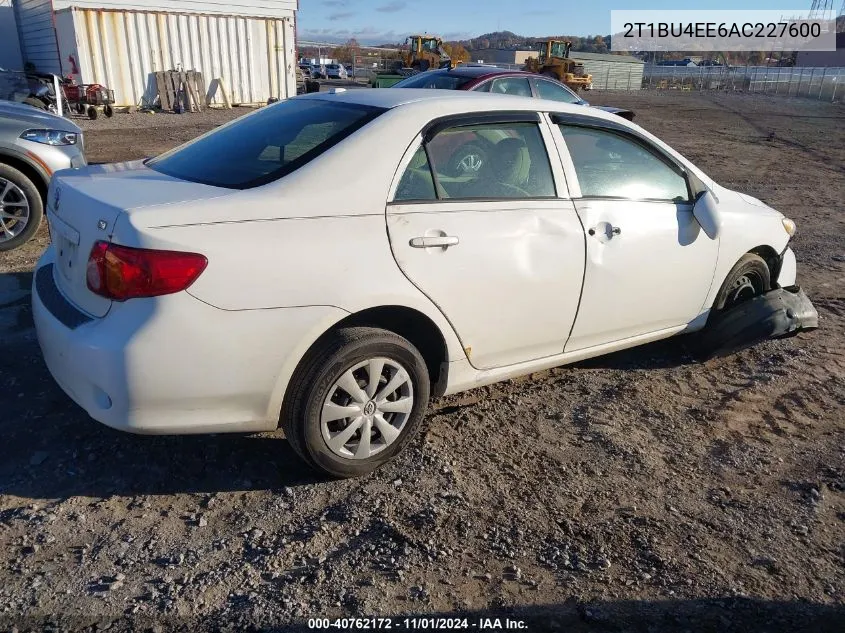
[299,88,609,120]
[421,66,533,79]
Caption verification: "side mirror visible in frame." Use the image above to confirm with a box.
[693,190,722,240]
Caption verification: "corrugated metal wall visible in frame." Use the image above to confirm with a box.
[0,1,25,70]
[576,59,644,91]
[14,0,61,73]
[55,7,296,107]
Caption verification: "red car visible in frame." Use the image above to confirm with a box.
[393,66,635,176]
[392,66,634,121]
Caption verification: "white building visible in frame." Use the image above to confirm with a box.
[8,0,298,106]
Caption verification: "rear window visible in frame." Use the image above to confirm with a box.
[146,99,384,189]
[393,73,474,90]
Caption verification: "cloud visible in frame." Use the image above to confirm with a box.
[443,31,475,40]
[298,26,408,46]
[376,1,406,12]
[329,11,355,20]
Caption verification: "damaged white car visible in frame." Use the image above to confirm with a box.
[32,89,816,477]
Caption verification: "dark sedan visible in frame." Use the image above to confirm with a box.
[392,66,634,121]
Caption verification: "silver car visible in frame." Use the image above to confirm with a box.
[0,100,86,251]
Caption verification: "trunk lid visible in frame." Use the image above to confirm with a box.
[47,161,231,317]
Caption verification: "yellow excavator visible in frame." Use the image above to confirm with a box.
[524,40,593,91]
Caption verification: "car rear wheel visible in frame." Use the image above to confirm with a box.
[0,164,43,252]
[282,327,430,478]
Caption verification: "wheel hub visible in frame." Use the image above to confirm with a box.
[320,357,414,461]
[0,177,31,242]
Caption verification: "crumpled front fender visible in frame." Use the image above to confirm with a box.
[697,286,818,358]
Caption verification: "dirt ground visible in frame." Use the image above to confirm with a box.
[0,91,843,633]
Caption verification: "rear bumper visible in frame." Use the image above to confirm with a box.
[32,252,347,435]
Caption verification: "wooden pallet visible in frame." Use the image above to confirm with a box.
[153,70,206,112]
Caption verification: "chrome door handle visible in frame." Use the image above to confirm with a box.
[409,236,460,249]
[588,224,622,238]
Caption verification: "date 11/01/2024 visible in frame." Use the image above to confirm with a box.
[308,618,529,630]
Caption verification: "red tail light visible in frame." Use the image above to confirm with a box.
[87,241,207,301]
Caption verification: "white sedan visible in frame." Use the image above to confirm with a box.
[33,89,808,477]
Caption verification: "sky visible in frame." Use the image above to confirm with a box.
[297,0,823,45]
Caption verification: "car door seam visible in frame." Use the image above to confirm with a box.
[566,199,590,348]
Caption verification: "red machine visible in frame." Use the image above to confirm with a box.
[62,81,115,119]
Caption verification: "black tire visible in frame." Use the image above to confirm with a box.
[87,106,98,120]
[75,103,86,115]
[448,142,489,177]
[712,253,771,313]
[691,253,772,360]
[282,327,431,478]
[22,97,46,110]
[0,163,44,252]
[103,104,114,118]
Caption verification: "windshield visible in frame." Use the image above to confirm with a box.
[147,99,384,189]
[550,42,568,58]
[393,72,474,90]
[0,70,35,103]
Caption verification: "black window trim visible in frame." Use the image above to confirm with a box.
[423,111,540,143]
[552,112,695,203]
[391,112,558,204]
[146,102,387,190]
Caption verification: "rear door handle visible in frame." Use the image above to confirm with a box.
[588,224,622,239]
[409,236,460,249]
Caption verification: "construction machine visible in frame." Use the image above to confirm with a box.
[400,35,459,72]
[372,35,460,88]
[523,40,593,91]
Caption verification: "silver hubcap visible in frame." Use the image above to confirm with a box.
[458,153,484,173]
[0,178,30,242]
[320,357,414,460]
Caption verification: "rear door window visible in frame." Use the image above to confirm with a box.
[489,78,533,97]
[147,100,384,189]
[393,121,556,201]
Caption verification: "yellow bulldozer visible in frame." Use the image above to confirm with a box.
[524,40,593,91]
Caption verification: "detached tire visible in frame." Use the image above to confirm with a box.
[448,142,488,177]
[0,163,43,252]
[282,327,431,478]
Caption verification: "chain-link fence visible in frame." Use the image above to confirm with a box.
[642,64,845,102]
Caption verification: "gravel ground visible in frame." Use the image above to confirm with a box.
[0,91,843,632]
